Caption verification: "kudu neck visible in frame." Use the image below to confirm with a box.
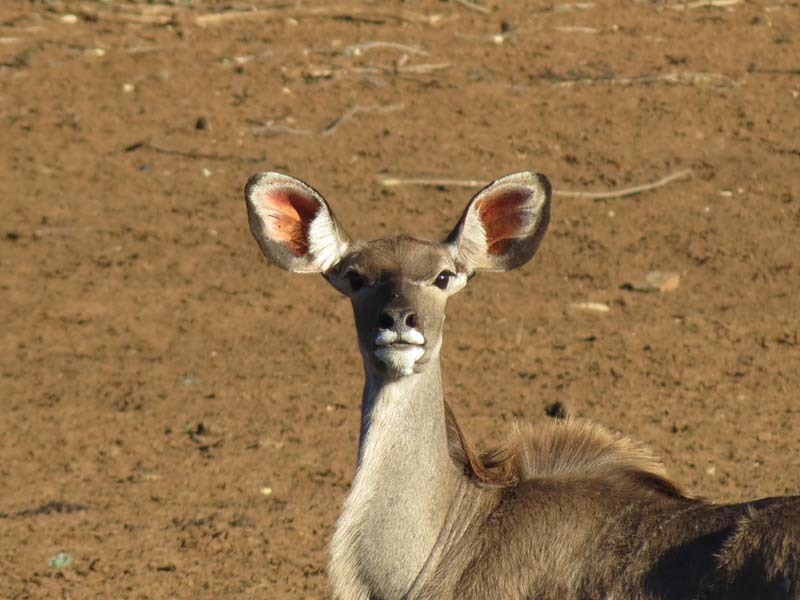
[359,359,446,460]
[340,354,464,598]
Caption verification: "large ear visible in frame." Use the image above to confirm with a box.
[446,172,551,272]
[245,172,350,273]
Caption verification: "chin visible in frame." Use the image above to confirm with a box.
[373,346,425,378]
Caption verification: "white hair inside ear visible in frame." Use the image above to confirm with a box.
[308,208,349,272]
[446,171,551,273]
[245,172,351,274]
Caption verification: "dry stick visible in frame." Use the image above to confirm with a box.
[453,0,491,15]
[553,26,599,34]
[195,7,449,27]
[322,103,405,136]
[250,124,313,137]
[344,41,429,57]
[398,62,451,74]
[123,142,265,163]
[66,7,176,25]
[554,2,597,10]
[380,177,485,188]
[554,169,693,200]
[751,67,800,76]
[379,169,694,200]
[0,25,47,33]
[667,0,742,9]
[249,103,406,138]
[555,71,738,88]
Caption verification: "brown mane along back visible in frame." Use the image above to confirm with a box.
[444,403,688,498]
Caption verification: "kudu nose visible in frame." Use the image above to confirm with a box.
[378,308,418,331]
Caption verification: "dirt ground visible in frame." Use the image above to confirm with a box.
[1,0,799,597]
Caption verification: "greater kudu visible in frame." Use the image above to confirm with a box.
[244,171,800,599]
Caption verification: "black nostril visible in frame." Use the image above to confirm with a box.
[404,312,418,329]
[377,312,395,330]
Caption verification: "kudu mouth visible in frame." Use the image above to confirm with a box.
[372,328,426,377]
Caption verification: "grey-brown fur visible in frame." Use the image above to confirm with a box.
[244,171,800,600]
[418,414,800,599]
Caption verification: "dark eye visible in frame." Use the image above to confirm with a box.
[347,271,366,291]
[434,270,455,290]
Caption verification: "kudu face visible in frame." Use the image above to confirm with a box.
[245,172,551,380]
[325,237,467,378]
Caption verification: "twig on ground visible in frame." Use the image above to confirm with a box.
[554,2,596,10]
[343,66,387,76]
[667,0,742,9]
[195,7,450,27]
[344,41,429,57]
[378,169,694,200]
[555,169,693,199]
[453,0,491,15]
[66,7,176,25]
[250,125,313,137]
[123,142,265,163]
[397,62,451,74]
[0,25,46,33]
[97,13,175,25]
[380,177,486,188]
[554,71,738,88]
[322,103,405,136]
[126,45,164,55]
[553,25,599,33]
[750,67,800,76]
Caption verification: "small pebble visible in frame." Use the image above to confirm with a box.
[644,271,680,293]
[622,271,680,293]
[260,486,273,497]
[59,14,79,24]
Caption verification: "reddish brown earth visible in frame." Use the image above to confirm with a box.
[1,1,799,597]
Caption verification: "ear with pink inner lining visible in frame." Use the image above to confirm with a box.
[245,172,350,273]
[446,172,551,273]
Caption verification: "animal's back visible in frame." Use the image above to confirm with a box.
[421,419,800,600]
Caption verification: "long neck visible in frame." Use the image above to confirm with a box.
[330,359,464,600]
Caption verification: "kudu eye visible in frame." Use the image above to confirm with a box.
[347,270,366,292]
[434,270,455,290]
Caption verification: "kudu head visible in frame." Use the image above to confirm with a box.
[245,172,551,381]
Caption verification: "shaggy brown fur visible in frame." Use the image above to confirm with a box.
[426,407,800,600]
[446,403,687,498]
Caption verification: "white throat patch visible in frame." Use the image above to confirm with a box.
[373,329,426,376]
[374,345,425,377]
